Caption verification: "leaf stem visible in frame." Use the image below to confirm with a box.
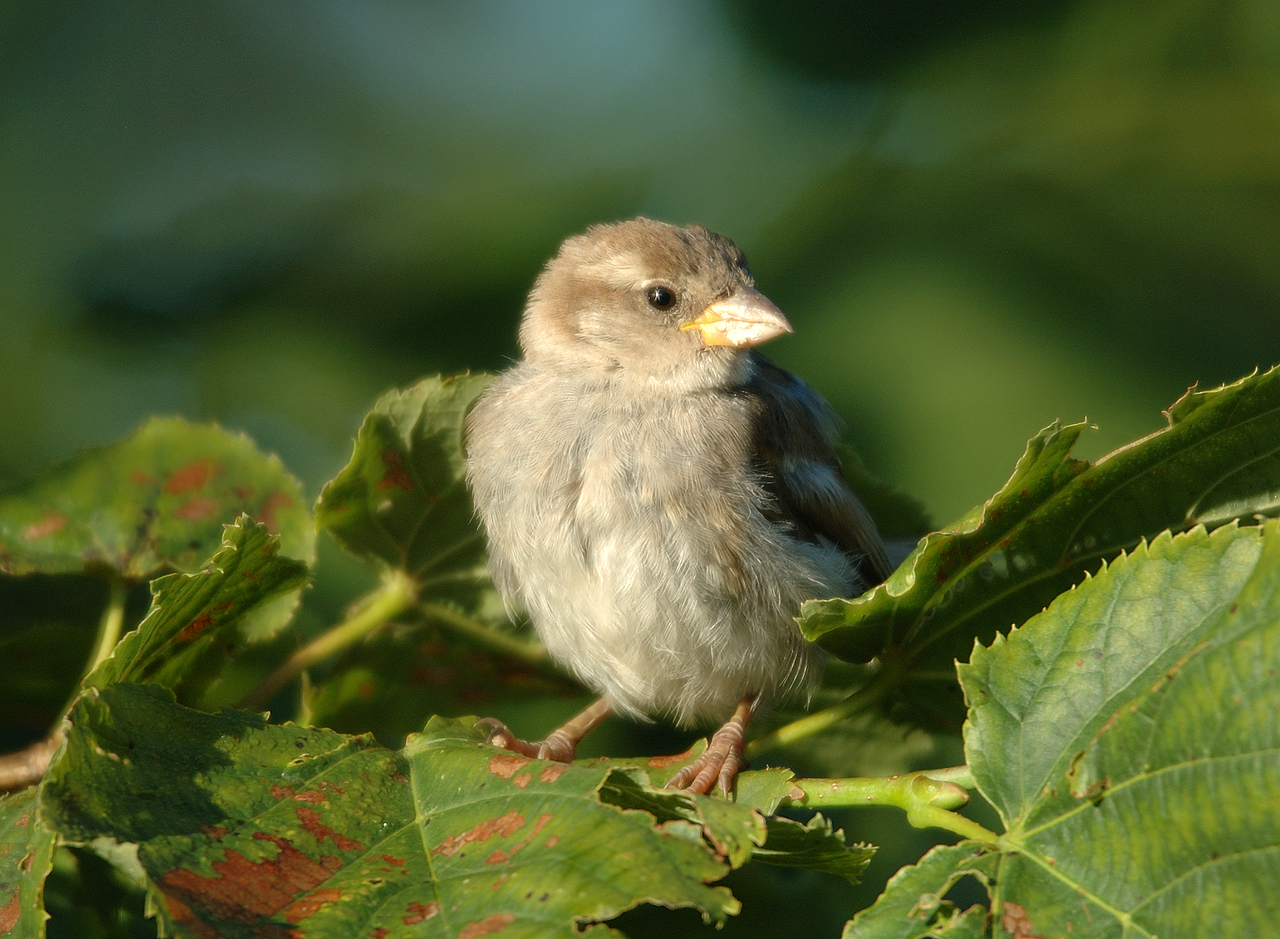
[786,772,999,844]
[239,570,417,711]
[417,601,551,668]
[86,572,128,676]
[745,668,893,759]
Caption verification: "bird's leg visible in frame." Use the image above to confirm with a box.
[666,694,756,796]
[477,697,613,763]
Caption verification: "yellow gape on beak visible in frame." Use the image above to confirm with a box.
[680,287,794,349]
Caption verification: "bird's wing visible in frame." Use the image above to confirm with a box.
[743,354,893,585]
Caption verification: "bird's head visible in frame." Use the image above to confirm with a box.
[519,218,792,385]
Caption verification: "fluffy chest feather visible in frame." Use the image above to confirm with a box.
[467,367,848,724]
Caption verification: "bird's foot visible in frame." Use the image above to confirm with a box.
[475,697,614,764]
[475,718,579,762]
[665,696,755,796]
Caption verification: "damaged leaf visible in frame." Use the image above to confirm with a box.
[42,686,750,937]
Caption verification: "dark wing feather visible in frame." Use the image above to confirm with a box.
[741,354,892,585]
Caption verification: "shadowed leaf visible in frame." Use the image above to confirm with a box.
[0,787,57,939]
[42,686,755,937]
[841,842,995,939]
[85,518,309,706]
[315,373,493,588]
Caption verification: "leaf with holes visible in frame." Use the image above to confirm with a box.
[41,684,754,938]
[959,521,1280,938]
[804,366,1280,729]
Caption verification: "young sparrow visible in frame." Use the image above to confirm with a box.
[465,218,889,794]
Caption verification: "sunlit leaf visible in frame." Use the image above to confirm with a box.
[0,419,313,581]
[804,367,1280,727]
[960,521,1280,937]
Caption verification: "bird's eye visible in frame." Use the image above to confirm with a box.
[646,285,677,310]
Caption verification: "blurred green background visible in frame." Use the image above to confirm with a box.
[5,0,1278,525]
[4,2,1280,934]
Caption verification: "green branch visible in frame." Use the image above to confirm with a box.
[86,572,128,675]
[239,570,418,710]
[418,601,552,669]
[745,667,893,758]
[785,770,1000,845]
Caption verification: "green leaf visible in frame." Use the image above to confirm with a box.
[315,373,493,586]
[0,787,57,939]
[0,418,314,582]
[803,366,1280,727]
[42,685,748,937]
[85,518,309,705]
[960,521,1280,937]
[842,842,995,939]
[308,373,553,743]
[751,814,874,884]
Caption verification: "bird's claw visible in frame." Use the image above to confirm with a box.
[664,737,747,796]
[475,718,577,762]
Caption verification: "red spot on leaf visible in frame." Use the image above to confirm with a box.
[491,874,509,890]
[376,450,416,491]
[380,855,405,867]
[295,807,364,852]
[486,814,552,865]
[271,786,296,800]
[433,811,525,857]
[488,754,531,779]
[371,929,389,938]
[511,773,532,789]
[200,824,228,839]
[166,460,219,494]
[256,491,292,534]
[177,613,214,643]
[281,887,343,923]
[159,894,223,939]
[160,831,335,924]
[22,514,66,541]
[647,749,694,769]
[538,764,569,783]
[359,681,375,699]
[544,835,559,848]
[293,790,327,804]
[130,469,155,485]
[403,901,440,925]
[234,485,254,500]
[1001,902,1043,939]
[175,497,221,521]
[14,814,29,830]
[0,891,20,933]
[459,913,515,938]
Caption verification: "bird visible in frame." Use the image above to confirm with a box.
[464,218,890,794]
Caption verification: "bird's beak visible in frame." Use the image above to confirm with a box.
[680,288,794,348]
